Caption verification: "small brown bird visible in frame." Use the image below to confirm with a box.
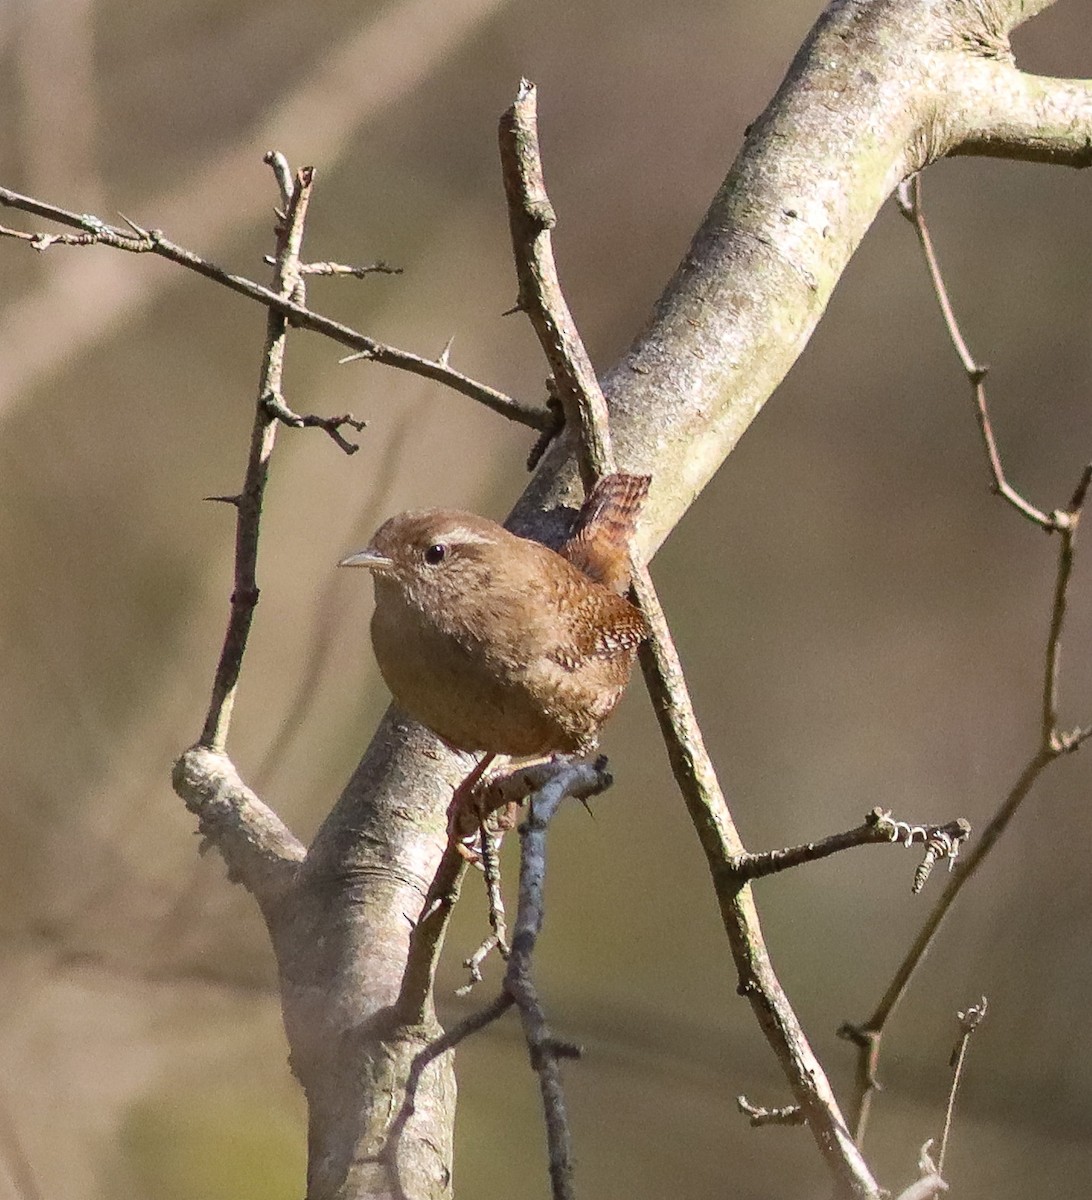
[339,474,651,765]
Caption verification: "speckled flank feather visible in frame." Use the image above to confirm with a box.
[562,472,651,595]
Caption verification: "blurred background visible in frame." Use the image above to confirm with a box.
[1,0,1090,1197]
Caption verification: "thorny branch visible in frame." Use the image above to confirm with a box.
[499,79,882,1199]
[843,180,1092,1145]
[0,182,549,431]
[199,160,315,752]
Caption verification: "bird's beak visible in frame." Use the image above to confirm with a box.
[338,547,394,571]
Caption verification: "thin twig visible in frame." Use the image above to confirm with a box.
[737,1095,806,1127]
[0,184,549,431]
[895,175,1052,529]
[296,258,403,277]
[893,1143,948,1200]
[479,822,510,957]
[455,931,502,995]
[454,817,511,994]
[844,178,1092,1144]
[938,997,987,1174]
[505,760,611,1200]
[385,760,610,1200]
[199,161,314,752]
[735,810,970,887]
[498,80,880,1199]
[261,388,367,454]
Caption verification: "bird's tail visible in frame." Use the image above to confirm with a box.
[563,472,651,594]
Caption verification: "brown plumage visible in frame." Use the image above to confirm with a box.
[339,473,650,758]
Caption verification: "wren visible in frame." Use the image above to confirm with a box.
[339,473,651,761]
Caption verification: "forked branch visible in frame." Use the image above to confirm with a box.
[844,179,1092,1144]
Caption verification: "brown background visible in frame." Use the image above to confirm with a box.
[1,1,1090,1197]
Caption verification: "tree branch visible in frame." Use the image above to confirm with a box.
[0,185,549,431]
[198,158,314,753]
[499,81,612,489]
[950,63,1092,167]
[735,810,970,887]
[843,173,1092,1144]
[171,745,303,910]
[498,80,880,1198]
[382,759,610,1200]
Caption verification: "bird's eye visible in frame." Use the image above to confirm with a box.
[424,543,447,565]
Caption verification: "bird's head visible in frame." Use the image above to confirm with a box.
[339,510,511,608]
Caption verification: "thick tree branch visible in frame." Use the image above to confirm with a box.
[950,64,1092,167]
[171,746,303,910]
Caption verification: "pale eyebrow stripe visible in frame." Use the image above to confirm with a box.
[441,527,499,545]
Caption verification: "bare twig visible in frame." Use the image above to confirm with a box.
[261,388,367,454]
[844,179,1092,1144]
[454,815,512,995]
[169,161,310,905]
[199,160,314,752]
[265,150,294,209]
[0,184,549,431]
[499,80,613,489]
[455,931,502,995]
[498,80,880,1198]
[893,1142,948,1200]
[735,810,970,887]
[478,821,510,959]
[895,175,1053,529]
[505,759,611,1200]
[938,997,987,1174]
[385,759,609,1200]
[277,257,403,278]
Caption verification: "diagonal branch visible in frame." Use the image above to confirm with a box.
[895,175,1053,528]
[499,79,880,1199]
[499,80,612,489]
[172,745,304,910]
[0,184,549,431]
[166,158,316,905]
